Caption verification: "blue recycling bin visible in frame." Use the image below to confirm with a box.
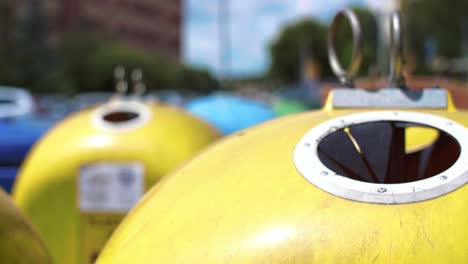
[186,93,277,135]
[0,116,52,192]
[0,167,18,192]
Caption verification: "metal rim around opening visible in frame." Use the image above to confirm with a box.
[293,111,468,204]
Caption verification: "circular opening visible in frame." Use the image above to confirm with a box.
[102,111,140,123]
[92,101,151,131]
[294,111,468,204]
[317,121,461,184]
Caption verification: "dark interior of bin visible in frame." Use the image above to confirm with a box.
[317,121,460,184]
[102,111,139,123]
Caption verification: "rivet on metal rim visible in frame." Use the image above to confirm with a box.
[377,187,387,193]
[321,171,329,176]
[440,175,448,180]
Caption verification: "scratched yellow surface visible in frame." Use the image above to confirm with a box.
[98,92,468,263]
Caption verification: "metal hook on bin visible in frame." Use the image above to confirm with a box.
[328,9,363,88]
[388,11,406,88]
[114,65,128,95]
[131,68,146,97]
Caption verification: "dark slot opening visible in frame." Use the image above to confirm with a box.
[317,121,460,184]
[102,111,139,123]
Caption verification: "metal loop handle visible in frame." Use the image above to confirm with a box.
[114,65,128,95]
[328,9,362,87]
[131,68,146,96]
[389,11,406,88]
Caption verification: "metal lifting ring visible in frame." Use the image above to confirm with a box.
[328,9,362,88]
[131,68,146,97]
[114,65,128,95]
[389,11,406,88]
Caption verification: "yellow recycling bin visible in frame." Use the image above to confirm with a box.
[97,10,468,264]
[12,97,220,264]
[0,187,51,263]
[97,93,468,264]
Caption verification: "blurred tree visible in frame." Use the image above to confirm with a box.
[0,0,70,93]
[0,0,17,83]
[60,33,219,93]
[0,0,218,94]
[404,0,468,74]
[268,7,378,84]
[0,0,14,44]
[58,33,104,92]
[14,0,72,93]
[175,66,221,93]
[269,19,328,84]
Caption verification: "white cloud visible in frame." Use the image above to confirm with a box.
[365,0,399,13]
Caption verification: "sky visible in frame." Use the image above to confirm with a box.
[183,0,399,77]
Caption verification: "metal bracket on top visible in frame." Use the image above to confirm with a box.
[332,88,447,109]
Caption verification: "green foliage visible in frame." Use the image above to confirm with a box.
[0,0,219,94]
[269,19,328,83]
[0,0,14,45]
[0,0,72,93]
[59,33,220,93]
[404,0,468,74]
[269,7,378,84]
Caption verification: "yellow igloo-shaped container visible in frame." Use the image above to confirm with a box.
[96,88,468,263]
[12,98,220,264]
[0,187,51,263]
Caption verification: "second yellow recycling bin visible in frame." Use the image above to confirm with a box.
[12,98,220,264]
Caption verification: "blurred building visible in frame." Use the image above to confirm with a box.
[16,0,182,60]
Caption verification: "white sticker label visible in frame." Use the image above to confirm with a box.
[78,163,144,213]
